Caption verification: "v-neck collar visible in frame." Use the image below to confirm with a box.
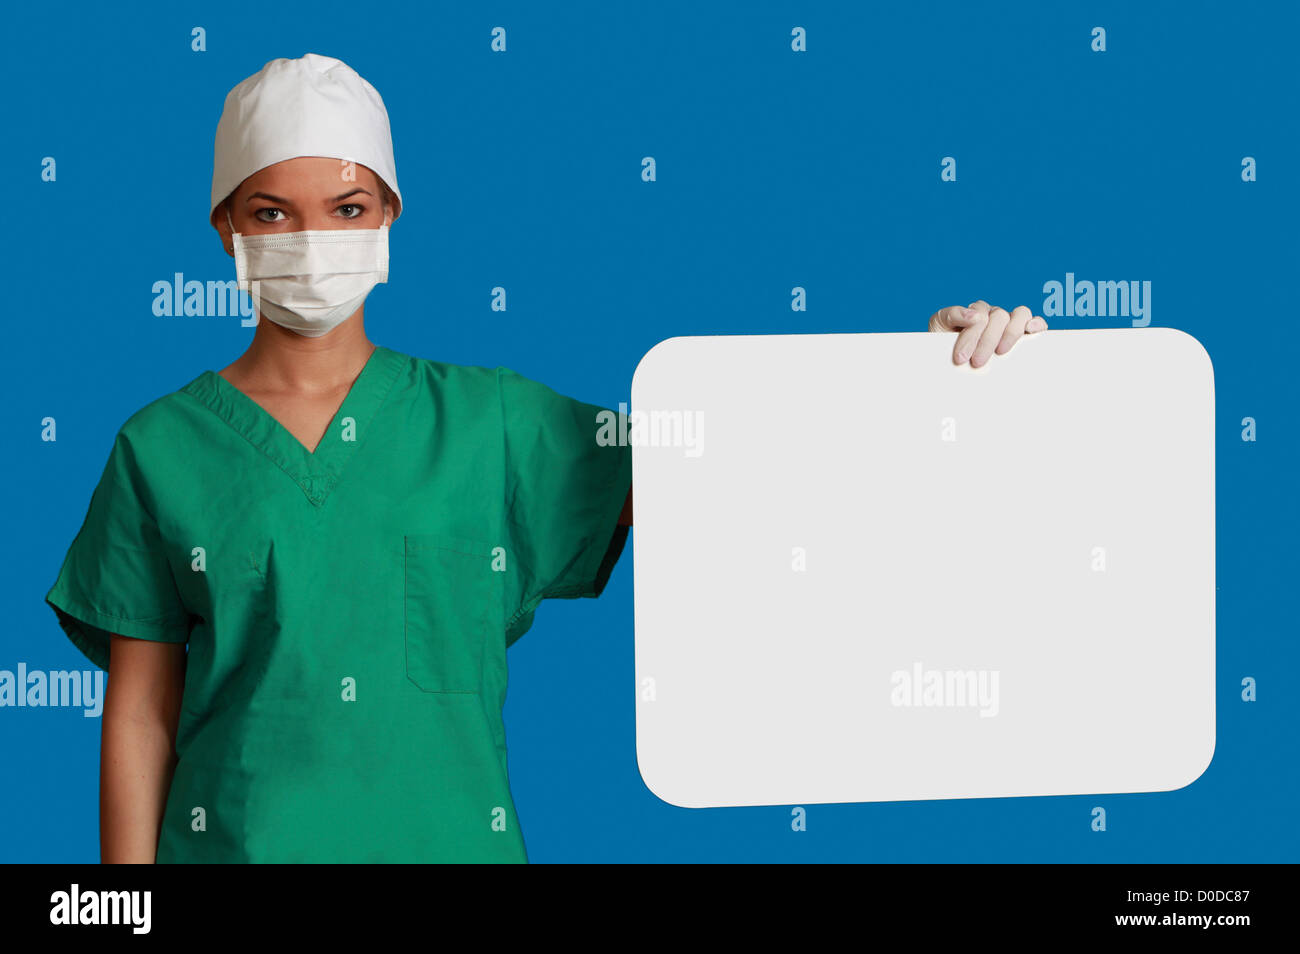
[181,344,407,508]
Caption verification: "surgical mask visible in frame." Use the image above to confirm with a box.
[228,208,389,337]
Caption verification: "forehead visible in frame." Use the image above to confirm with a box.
[235,156,384,196]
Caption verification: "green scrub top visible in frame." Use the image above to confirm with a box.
[44,344,632,863]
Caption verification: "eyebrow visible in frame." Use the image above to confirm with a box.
[245,188,374,205]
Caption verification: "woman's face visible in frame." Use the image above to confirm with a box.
[217,155,392,252]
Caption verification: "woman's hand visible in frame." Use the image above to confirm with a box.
[929,300,1048,368]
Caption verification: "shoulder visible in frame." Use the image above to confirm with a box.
[399,350,542,406]
[114,374,212,453]
[389,349,602,425]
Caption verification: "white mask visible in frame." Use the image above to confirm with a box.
[228,208,389,337]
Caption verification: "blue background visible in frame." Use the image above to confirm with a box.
[3,0,1295,862]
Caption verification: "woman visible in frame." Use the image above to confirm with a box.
[44,54,1045,863]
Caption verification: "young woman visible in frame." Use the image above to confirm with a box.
[44,54,1045,864]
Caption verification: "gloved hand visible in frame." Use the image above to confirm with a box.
[928,300,1048,368]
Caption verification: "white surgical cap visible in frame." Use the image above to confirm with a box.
[210,53,402,225]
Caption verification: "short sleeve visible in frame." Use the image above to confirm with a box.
[499,367,632,641]
[44,429,191,672]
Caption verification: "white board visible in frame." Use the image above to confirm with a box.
[630,328,1215,808]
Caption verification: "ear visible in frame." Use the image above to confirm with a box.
[215,197,235,256]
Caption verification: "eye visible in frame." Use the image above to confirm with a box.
[335,204,365,219]
[253,208,285,223]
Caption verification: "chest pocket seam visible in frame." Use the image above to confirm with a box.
[403,534,495,694]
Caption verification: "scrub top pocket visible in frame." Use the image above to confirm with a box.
[403,534,496,693]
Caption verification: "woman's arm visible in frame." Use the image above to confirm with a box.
[100,634,186,863]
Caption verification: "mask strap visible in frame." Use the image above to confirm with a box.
[226,206,237,236]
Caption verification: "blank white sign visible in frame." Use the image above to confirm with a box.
[630,328,1215,808]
